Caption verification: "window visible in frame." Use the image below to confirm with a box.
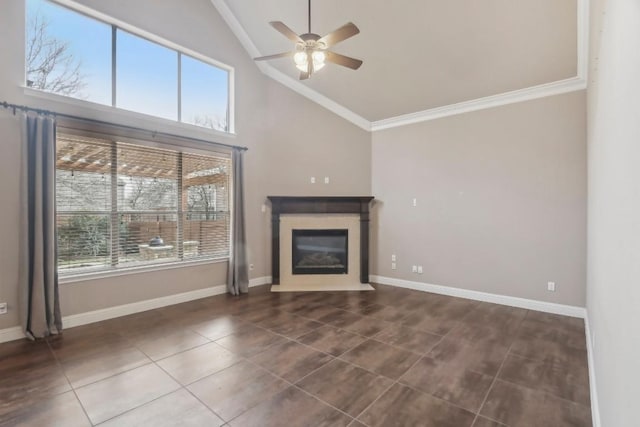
[56,130,230,276]
[116,29,178,121]
[25,0,232,132]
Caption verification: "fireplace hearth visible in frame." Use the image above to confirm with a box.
[267,196,374,285]
[292,229,348,275]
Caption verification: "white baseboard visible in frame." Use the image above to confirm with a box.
[249,276,272,287]
[371,275,599,419]
[0,276,273,344]
[0,326,26,344]
[584,313,601,427]
[62,284,229,329]
[370,275,586,318]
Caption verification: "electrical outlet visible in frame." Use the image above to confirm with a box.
[261,204,266,213]
[412,198,417,207]
[412,265,417,273]
[547,281,556,292]
[0,302,7,315]
[417,266,423,274]
[391,254,396,262]
[391,262,396,270]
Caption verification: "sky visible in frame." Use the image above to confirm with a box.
[26,0,229,129]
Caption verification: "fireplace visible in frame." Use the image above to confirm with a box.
[292,229,348,275]
[267,196,374,286]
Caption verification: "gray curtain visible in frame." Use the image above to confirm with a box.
[19,113,62,339]
[227,148,249,295]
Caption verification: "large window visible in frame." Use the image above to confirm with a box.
[56,131,230,276]
[25,0,231,132]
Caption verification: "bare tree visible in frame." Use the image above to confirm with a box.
[26,10,85,96]
[193,114,228,132]
[126,177,176,210]
[56,171,109,209]
[187,185,216,220]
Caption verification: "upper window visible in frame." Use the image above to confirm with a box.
[25,0,232,132]
[56,130,231,276]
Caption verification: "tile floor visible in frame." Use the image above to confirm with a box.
[0,284,592,426]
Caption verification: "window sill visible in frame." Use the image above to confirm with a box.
[23,87,237,139]
[59,257,228,285]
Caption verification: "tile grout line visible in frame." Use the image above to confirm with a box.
[470,309,529,426]
[219,357,357,425]
[94,342,236,425]
[180,366,238,425]
[492,375,593,409]
[45,338,95,426]
[7,286,589,426]
[348,351,428,426]
[396,379,494,422]
[224,291,494,423]
[212,317,449,427]
[242,305,449,360]
[96,300,454,424]
[499,313,593,409]
[54,320,231,424]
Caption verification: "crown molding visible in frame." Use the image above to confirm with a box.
[371,76,586,131]
[211,0,588,133]
[261,66,372,131]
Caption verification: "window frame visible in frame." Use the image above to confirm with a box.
[55,122,233,284]
[24,0,235,134]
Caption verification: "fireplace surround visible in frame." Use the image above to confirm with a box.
[267,196,374,285]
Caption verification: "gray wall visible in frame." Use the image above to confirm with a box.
[0,0,590,335]
[371,91,587,306]
[587,0,640,425]
[0,0,371,329]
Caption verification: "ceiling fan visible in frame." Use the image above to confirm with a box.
[254,0,363,80]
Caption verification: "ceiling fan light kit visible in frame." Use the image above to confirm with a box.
[254,0,363,80]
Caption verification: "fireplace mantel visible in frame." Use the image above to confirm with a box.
[267,196,375,284]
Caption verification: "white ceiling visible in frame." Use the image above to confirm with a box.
[215,0,579,125]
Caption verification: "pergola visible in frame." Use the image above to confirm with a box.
[56,135,229,187]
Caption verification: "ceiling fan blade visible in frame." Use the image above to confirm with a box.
[325,51,363,70]
[269,21,303,43]
[318,22,360,48]
[254,51,295,61]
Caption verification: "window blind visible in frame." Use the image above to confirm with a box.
[56,131,230,275]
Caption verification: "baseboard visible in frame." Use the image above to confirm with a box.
[249,276,272,287]
[370,275,586,318]
[63,284,229,328]
[0,326,26,344]
[584,313,601,427]
[0,276,273,343]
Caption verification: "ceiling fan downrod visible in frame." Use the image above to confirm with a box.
[308,0,311,34]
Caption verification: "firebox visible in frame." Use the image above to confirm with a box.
[292,229,348,275]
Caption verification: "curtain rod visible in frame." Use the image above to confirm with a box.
[0,100,248,152]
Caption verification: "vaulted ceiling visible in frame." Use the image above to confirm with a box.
[212,0,581,127]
